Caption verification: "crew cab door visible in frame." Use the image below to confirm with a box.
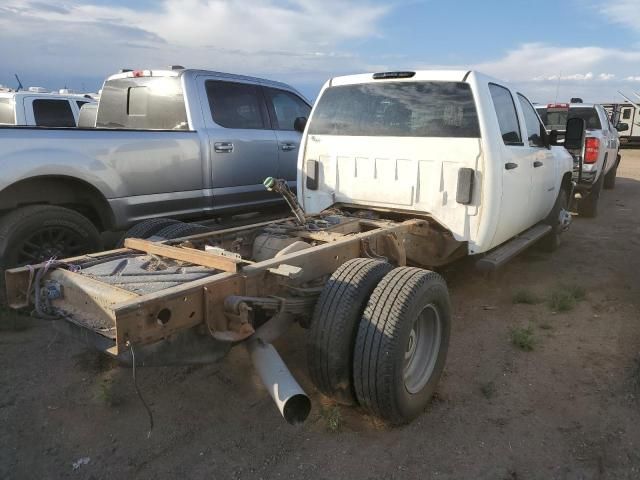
[200,79,279,210]
[263,87,311,187]
[517,93,556,220]
[488,84,534,245]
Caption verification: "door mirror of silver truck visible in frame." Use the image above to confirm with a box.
[294,116,307,133]
[540,123,551,149]
[616,122,629,132]
[548,129,559,146]
[563,117,586,151]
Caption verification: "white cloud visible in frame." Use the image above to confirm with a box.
[0,0,390,91]
[3,1,640,104]
[600,0,640,32]
[533,72,595,81]
[468,43,640,102]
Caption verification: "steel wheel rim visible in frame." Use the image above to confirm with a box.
[559,207,572,232]
[16,226,88,265]
[403,304,442,394]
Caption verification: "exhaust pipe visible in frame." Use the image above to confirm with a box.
[246,338,311,424]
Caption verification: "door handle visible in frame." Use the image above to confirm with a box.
[280,143,296,151]
[533,161,543,168]
[505,162,518,170]
[214,142,234,153]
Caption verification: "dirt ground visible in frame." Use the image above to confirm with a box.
[2,151,640,480]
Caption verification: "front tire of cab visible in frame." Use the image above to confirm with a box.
[353,267,451,425]
[540,189,569,252]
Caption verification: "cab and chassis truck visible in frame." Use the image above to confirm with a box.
[5,70,584,425]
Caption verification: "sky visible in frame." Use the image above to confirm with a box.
[2,0,640,103]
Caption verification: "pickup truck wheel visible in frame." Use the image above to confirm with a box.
[577,171,604,218]
[154,222,211,240]
[353,267,451,425]
[307,258,393,405]
[540,189,569,252]
[117,218,180,247]
[0,205,102,268]
[603,164,618,190]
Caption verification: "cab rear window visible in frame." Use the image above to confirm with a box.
[537,107,602,131]
[308,81,480,138]
[0,98,14,124]
[97,77,189,130]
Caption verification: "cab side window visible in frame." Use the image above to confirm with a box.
[206,80,268,130]
[32,99,76,127]
[517,94,546,148]
[489,83,522,146]
[264,88,310,131]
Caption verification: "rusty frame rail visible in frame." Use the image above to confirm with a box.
[5,216,461,356]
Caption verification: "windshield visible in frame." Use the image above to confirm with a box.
[536,106,602,131]
[308,81,480,138]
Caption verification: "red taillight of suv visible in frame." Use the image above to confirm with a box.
[584,137,599,164]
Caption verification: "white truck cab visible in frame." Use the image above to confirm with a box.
[298,70,575,257]
[0,87,96,127]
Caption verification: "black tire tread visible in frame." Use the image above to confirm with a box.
[603,165,617,190]
[578,169,604,217]
[354,267,449,424]
[154,222,211,240]
[307,258,392,405]
[117,218,179,247]
[0,205,101,264]
[0,205,102,303]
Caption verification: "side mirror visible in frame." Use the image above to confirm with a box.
[616,122,629,132]
[540,123,551,149]
[549,129,559,146]
[564,117,586,151]
[293,116,307,133]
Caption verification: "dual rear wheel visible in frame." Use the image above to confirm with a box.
[307,258,451,425]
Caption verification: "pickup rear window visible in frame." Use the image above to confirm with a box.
[97,77,189,130]
[0,98,14,124]
[308,81,480,138]
[537,107,602,131]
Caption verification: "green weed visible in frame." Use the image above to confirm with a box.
[512,289,541,305]
[510,325,535,351]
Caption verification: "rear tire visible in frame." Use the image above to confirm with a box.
[577,170,604,218]
[117,218,179,247]
[0,205,102,267]
[353,267,451,425]
[154,222,211,240]
[0,205,102,302]
[307,258,392,405]
[603,161,618,190]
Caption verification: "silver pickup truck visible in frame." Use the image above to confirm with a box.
[535,102,622,217]
[0,68,311,271]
